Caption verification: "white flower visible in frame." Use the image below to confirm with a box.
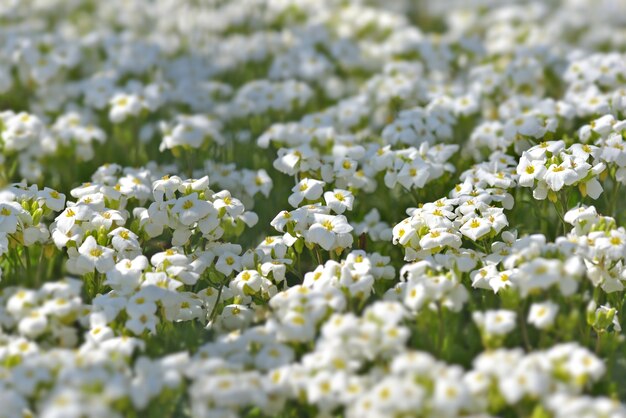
[528,301,559,329]
[307,214,353,251]
[505,114,547,140]
[37,187,66,212]
[91,209,125,230]
[324,189,354,214]
[566,347,606,381]
[392,219,418,246]
[397,159,430,190]
[212,190,244,218]
[1,112,43,151]
[109,93,142,123]
[52,224,83,249]
[499,366,549,404]
[215,252,242,276]
[460,217,491,241]
[18,310,48,338]
[581,177,603,199]
[564,205,598,226]
[488,270,516,294]
[543,162,579,191]
[433,377,470,416]
[143,272,183,292]
[470,264,499,290]
[76,236,115,274]
[473,309,517,336]
[127,291,158,318]
[594,229,626,261]
[108,227,140,252]
[272,145,318,175]
[126,312,158,335]
[219,304,253,330]
[231,269,263,294]
[55,203,92,233]
[306,370,346,405]
[288,178,325,208]
[171,193,213,225]
[160,115,223,151]
[334,157,357,178]
[87,313,115,344]
[516,154,546,187]
[0,203,21,234]
[255,343,294,370]
[518,258,564,295]
[419,228,461,250]
[105,256,147,294]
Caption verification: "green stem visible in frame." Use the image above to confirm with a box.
[519,304,532,352]
[436,304,445,354]
[35,248,45,286]
[314,247,323,266]
[610,181,621,221]
[24,246,31,280]
[208,283,225,324]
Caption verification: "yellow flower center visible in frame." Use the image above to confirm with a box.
[379,388,391,400]
[90,248,103,257]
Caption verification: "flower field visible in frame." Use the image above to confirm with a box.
[2,0,626,417]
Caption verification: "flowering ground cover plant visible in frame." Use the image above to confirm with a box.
[2,0,626,417]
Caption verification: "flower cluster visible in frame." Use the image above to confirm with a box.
[2,0,626,417]
[517,140,606,200]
